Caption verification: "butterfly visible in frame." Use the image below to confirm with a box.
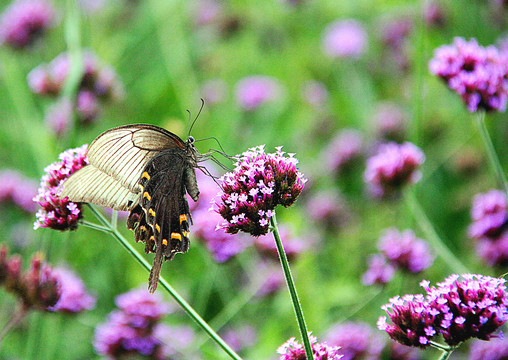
[60,124,202,293]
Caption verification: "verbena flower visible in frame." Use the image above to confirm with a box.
[221,325,258,353]
[0,169,37,212]
[469,190,507,239]
[200,78,227,106]
[380,17,413,71]
[378,228,434,273]
[475,233,508,267]
[429,37,508,112]
[324,322,384,360]
[364,142,425,198]
[33,145,89,231]
[362,254,395,286]
[305,190,350,231]
[47,267,95,313]
[322,19,367,59]
[0,0,56,49]
[234,76,283,111]
[469,338,508,360]
[422,274,508,346]
[255,260,285,297]
[0,246,60,310]
[277,333,343,360]
[301,80,329,108]
[377,294,436,348]
[323,129,364,175]
[423,1,446,28]
[45,98,73,137]
[373,102,406,142]
[213,145,306,236]
[388,341,421,360]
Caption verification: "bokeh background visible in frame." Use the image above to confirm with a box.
[0,0,507,359]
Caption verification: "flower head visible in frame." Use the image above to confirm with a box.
[234,75,283,111]
[33,145,88,231]
[277,333,343,360]
[469,189,507,239]
[429,37,508,112]
[305,190,350,231]
[47,267,95,313]
[373,102,407,142]
[362,254,395,286]
[213,145,306,236]
[322,19,367,59]
[301,80,329,108]
[0,169,37,212]
[221,325,258,353]
[378,228,434,273]
[475,233,508,267]
[324,322,384,360]
[0,0,56,49]
[323,129,364,175]
[364,142,425,198]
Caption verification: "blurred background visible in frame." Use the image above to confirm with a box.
[0,0,507,359]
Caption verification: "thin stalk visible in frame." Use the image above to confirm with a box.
[429,341,452,352]
[437,350,453,360]
[0,304,26,345]
[475,111,508,197]
[270,214,313,360]
[85,204,242,360]
[81,220,110,233]
[404,189,469,274]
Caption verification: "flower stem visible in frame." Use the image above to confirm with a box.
[0,304,26,345]
[84,204,242,360]
[404,189,469,274]
[475,111,508,198]
[429,341,452,352]
[437,350,453,360]
[270,214,313,360]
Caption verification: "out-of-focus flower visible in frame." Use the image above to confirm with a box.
[469,189,507,239]
[33,145,88,231]
[234,75,283,111]
[200,78,227,105]
[221,325,258,353]
[0,0,56,49]
[277,333,343,360]
[423,1,446,27]
[213,145,306,236]
[378,228,434,273]
[322,19,367,59]
[362,254,395,286]
[475,233,508,267]
[193,0,223,26]
[380,17,413,70]
[305,190,350,231]
[301,80,329,108]
[469,338,508,360]
[364,142,425,198]
[422,274,508,346]
[47,267,95,313]
[377,294,435,348]
[373,102,406,142]
[323,129,364,175]
[155,324,195,358]
[94,287,173,359]
[45,98,72,137]
[324,322,384,360]
[429,37,508,112]
[254,224,307,261]
[0,246,60,310]
[255,260,285,297]
[76,90,100,124]
[0,169,37,212]
[388,341,421,360]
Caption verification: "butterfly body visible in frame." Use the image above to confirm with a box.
[60,124,201,292]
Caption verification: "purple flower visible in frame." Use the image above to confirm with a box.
[324,322,384,360]
[373,102,406,142]
[423,1,446,27]
[155,324,195,357]
[469,189,507,239]
[76,90,100,123]
[193,0,223,26]
[305,190,350,231]
[381,17,413,51]
[388,341,421,360]
[33,145,89,231]
[200,78,227,105]
[213,145,307,236]
[469,338,508,360]
[254,224,307,261]
[45,98,72,137]
[255,261,285,297]
[429,37,508,112]
[0,169,37,212]
[277,333,343,360]
[47,267,95,313]
[221,325,258,353]
[422,274,508,346]
[234,76,283,111]
[378,294,436,348]
[323,129,364,175]
[378,228,434,273]
[322,19,367,59]
[362,254,395,286]
[301,80,329,107]
[0,0,56,49]
[115,287,171,324]
[475,233,508,267]
[364,142,425,198]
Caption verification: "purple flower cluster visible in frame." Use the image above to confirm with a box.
[235,76,283,111]
[378,274,508,348]
[324,322,384,360]
[429,37,508,112]
[301,80,329,108]
[469,338,508,360]
[221,325,258,353]
[373,102,406,142]
[305,190,350,231]
[468,189,508,266]
[0,245,60,310]
[213,145,306,236]
[33,145,88,231]
[364,142,425,198]
[0,0,56,49]
[323,129,364,175]
[94,287,178,359]
[380,17,413,70]
[277,333,343,360]
[0,169,37,212]
[28,51,124,133]
[362,254,395,286]
[47,267,95,313]
[322,19,367,59]
[254,224,307,261]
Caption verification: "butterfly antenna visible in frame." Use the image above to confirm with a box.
[195,136,230,157]
[188,98,205,137]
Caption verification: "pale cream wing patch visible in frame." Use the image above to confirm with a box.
[60,165,139,211]
[86,125,184,192]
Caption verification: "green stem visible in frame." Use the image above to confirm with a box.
[429,341,452,352]
[437,350,453,360]
[404,189,469,274]
[0,304,26,346]
[475,111,508,198]
[81,220,110,233]
[85,205,242,360]
[270,214,313,360]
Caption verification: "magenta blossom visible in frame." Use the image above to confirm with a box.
[0,169,37,212]
[362,254,395,286]
[234,76,283,111]
[277,333,343,360]
[323,129,364,175]
[48,267,95,313]
[324,322,384,360]
[322,19,367,59]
